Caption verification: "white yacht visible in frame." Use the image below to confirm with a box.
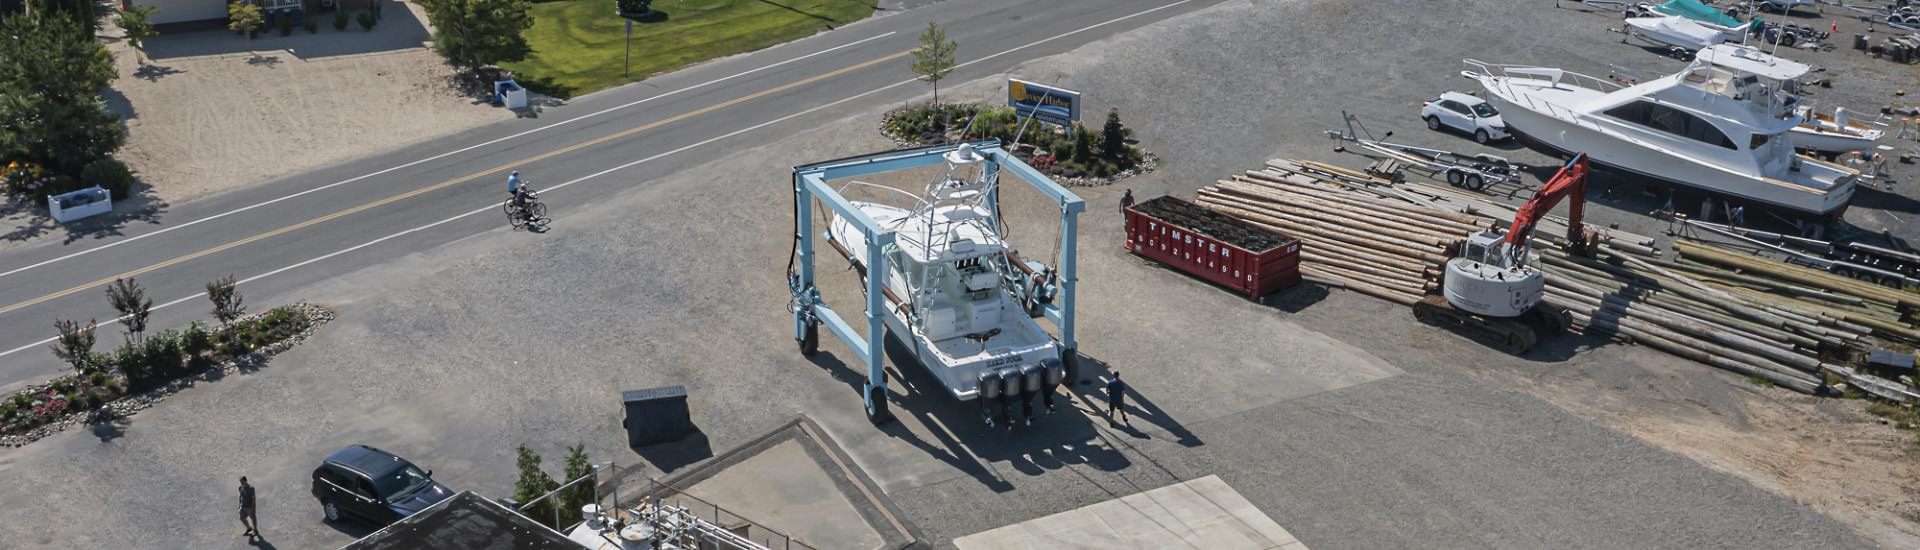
[824,145,1065,426]
[1463,44,1859,219]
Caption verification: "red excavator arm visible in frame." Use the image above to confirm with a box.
[1505,153,1591,255]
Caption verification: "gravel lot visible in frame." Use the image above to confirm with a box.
[0,1,1914,549]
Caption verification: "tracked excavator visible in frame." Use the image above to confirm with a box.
[1413,153,1594,355]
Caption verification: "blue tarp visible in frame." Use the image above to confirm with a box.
[1653,0,1742,28]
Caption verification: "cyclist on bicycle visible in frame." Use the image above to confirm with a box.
[507,170,530,212]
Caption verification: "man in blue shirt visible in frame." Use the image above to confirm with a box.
[507,170,529,212]
[1106,371,1128,426]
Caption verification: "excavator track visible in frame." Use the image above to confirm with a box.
[1413,295,1538,355]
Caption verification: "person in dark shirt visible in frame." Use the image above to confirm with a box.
[239,476,258,539]
[1119,189,1135,215]
[1106,371,1128,426]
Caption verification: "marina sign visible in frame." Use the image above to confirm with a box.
[1008,79,1081,128]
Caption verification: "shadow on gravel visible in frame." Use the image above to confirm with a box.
[90,414,131,443]
[0,183,170,246]
[631,429,714,474]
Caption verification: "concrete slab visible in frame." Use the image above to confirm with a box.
[953,475,1308,550]
[683,439,884,550]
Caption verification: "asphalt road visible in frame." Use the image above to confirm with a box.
[0,0,1227,393]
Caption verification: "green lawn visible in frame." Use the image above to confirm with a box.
[505,0,875,97]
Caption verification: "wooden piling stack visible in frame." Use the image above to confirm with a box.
[1189,158,1920,402]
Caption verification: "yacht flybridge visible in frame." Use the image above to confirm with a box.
[1463,43,1860,219]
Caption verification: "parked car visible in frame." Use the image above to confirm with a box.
[1421,91,1510,144]
[311,445,454,526]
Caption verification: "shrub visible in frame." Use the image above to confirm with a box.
[80,158,136,202]
[305,18,318,33]
[357,10,375,31]
[50,377,75,395]
[1070,124,1093,163]
[333,9,348,31]
[182,321,213,358]
[0,400,15,420]
[144,330,185,378]
[11,393,32,409]
[88,370,106,388]
[207,275,245,326]
[278,14,294,36]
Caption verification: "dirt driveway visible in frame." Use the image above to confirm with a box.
[106,2,506,207]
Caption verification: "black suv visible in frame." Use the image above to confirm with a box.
[311,445,454,526]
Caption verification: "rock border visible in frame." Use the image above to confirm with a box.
[0,302,335,448]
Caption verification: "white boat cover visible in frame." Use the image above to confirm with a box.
[1695,43,1811,81]
[1626,16,1724,51]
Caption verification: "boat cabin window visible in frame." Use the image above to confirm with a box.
[1603,101,1737,150]
[1749,133,1769,150]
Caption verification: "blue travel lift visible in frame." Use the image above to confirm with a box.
[788,140,1084,426]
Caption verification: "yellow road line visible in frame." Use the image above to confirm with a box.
[0,50,911,318]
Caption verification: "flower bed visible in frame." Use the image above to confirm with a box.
[0,303,334,447]
[878,103,1156,186]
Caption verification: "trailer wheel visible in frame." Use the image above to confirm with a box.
[1446,169,1466,187]
[1463,173,1486,191]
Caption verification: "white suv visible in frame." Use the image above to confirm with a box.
[1421,91,1509,144]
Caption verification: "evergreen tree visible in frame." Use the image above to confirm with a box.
[418,0,535,70]
[513,445,561,528]
[0,12,124,175]
[114,5,159,64]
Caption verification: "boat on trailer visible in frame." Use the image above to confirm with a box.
[1463,44,1860,221]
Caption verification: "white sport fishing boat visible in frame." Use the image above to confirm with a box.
[1790,105,1885,154]
[1463,43,1860,219]
[824,145,1065,426]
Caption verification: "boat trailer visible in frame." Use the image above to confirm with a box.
[1325,111,1523,192]
[786,141,1084,426]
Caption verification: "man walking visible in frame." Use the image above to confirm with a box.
[1106,371,1128,426]
[238,476,258,539]
[1119,189,1135,215]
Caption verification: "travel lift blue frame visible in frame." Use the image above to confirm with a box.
[789,140,1084,425]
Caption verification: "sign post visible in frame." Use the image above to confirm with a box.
[624,19,634,77]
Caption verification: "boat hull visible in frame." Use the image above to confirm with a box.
[1485,93,1852,218]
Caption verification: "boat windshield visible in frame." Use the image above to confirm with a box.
[1471,102,1499,118]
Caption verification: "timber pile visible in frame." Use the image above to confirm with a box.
[1192,167,1494,306]
[1191,158,1920,403]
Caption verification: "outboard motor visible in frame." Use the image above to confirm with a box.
[1040,358,1065,413]
[996,370,1020,430]
[978,370,1004,427]
[1019,364,1042,426]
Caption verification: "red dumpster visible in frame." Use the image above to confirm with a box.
[1125,196,1301,299]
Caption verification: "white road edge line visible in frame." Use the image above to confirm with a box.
[0,31,898,282]
[0,0,1195,362]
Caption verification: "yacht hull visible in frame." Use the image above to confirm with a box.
[1486,95,1852,219]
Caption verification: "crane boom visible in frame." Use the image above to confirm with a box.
[1504,153,1591,255]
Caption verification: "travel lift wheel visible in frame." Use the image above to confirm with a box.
[865,380,892,426]
[799,322,819,356]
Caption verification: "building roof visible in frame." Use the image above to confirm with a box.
[339,491,582,550]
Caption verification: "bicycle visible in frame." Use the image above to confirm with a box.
[503,187,549,230]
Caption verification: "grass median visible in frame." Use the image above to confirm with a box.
[505,0,875,98]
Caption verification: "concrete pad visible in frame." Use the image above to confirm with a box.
[682,439,884,550]
[953,475,1308,550]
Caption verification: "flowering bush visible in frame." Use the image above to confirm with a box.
[31,391,69,422]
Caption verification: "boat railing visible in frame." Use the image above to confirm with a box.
[1462,59,1627,122]
[836,180,931,217]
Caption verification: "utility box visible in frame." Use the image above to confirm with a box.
[48,186,112,223]
[622,386,693,447]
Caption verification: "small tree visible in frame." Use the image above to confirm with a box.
[106,277,153,342]
[228,2,264,56]
[1099,109,1129,162]
[560,444,593,517]
[50,319,98,373]
[513,445,561,528]
[1070,123,1093,164]
[114,6,159,64]
[418,0,534,71]
[206,275,245,326]
[910,22,956,105]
